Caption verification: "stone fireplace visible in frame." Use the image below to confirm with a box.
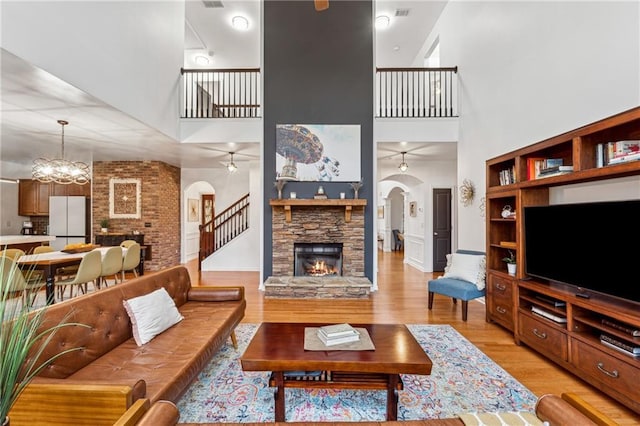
[264,199,371,298]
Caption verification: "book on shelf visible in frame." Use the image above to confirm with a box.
[544,158,564,168]
[608,151,640,165]
[597,140,640,166]
[526,157,545,180]
[531,306,567,323]
[601,318,640,337]
[600,334,640,356]
[500,241,517,249]
[539,165,574,175]
[537,169,573,178]
[499,165,516,185]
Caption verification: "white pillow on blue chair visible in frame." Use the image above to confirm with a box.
[440,252,486,290]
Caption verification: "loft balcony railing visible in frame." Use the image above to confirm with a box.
[376,67,458,118]
[181,67,458,119]
[181,68,261,118]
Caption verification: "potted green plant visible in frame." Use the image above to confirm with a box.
[99,218,110,233]
[502,250,516,276]
[1,257,85,425]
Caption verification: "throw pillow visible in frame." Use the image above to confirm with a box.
[123,287,184,346]
[441,252,486,290]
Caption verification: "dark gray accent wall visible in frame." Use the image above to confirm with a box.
[263,0,374,280]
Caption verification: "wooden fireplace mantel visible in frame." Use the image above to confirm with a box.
[270,199,367,223]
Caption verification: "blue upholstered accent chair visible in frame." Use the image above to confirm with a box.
[427,249,485,321]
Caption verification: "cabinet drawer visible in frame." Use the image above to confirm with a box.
[489,275,513,299]
[518,313,568,361]
[487,274,514,327]
[571,339,640,403]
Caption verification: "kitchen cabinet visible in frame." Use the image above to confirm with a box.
[18,180,90,216]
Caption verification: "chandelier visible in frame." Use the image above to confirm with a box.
[227,152,238,173]
[32,120,90,185]
[398,151,409,173]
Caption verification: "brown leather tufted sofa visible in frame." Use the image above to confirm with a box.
[9,265,246,426]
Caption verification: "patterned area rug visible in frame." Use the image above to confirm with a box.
[177,324,537,423]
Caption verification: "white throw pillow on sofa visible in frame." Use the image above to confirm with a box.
[441,253,486,290]
[123,287,184,346]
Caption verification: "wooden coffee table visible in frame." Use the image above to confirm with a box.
[240,322,432,421]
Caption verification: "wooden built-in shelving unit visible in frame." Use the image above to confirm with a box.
[485,106,640,414]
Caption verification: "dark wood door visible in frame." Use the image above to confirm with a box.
[432,188,451,271]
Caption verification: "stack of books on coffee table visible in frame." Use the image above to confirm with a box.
[317,323,360,346]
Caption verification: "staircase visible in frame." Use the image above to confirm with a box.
[199,193,250,270]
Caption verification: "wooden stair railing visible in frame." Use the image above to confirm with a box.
[199,194,250,270]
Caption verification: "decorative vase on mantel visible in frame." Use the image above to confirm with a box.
[350,180,363,199]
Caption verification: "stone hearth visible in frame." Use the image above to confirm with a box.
[263,276,371,299]
[266,199,371,298]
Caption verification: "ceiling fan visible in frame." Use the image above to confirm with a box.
[314,0,329,12]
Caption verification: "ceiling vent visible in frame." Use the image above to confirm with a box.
[394,8,410,17]
[202,0,224,8]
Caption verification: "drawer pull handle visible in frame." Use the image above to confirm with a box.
[496,306,507,314]
[533,328,547,339]
[495,283,506,291]
[596,362,619,379]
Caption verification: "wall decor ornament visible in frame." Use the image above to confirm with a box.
[109,178,141,219]
[188,199,199,222]
[409,201,417,217]
[459,178,475,207]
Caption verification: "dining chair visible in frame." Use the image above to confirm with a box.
[55,250,102,301]
[27,245,54,284]
[99,246,123,288]
[33,245,54,254]
[1,255,42,306]
[120,240,138,248]
[120,243,141,281]
[0,248,26,260]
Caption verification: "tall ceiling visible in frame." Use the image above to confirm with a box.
[0,0,451,179]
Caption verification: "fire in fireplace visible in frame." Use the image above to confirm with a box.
[294,243,343,277]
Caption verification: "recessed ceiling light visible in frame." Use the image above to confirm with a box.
[375,15,390,30]
[195,55,210,66]
[232,15,249,31]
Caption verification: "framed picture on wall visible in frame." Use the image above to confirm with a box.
[188,198,199,222]
[409,201,417,217]
[109,178,141,219]
[275,124,361,182]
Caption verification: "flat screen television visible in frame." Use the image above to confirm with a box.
[523,199,640,304]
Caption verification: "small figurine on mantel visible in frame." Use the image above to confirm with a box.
[314,185,328,200]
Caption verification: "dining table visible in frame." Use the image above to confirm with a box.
[16,247,128,305]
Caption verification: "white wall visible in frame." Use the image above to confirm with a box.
[1,1,184,140]
[417,1,640,251]
[182,160,261,271]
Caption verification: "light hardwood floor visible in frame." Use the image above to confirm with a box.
[187,250,640,425]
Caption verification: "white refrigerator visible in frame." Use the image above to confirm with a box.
[49,196,88,251]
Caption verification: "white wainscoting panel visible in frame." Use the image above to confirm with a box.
[406,234,425,272]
